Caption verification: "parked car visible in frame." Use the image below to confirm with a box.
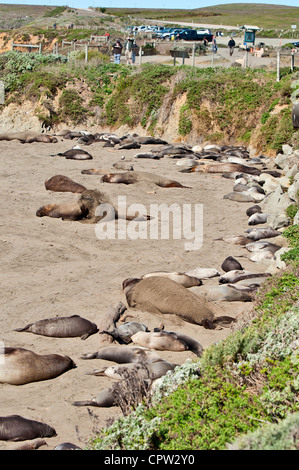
[161,28,186,40]
[292,41,299,47]
[176,29,213,42]
[195,29,213,42]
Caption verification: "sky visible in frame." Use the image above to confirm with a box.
[1,0,299,10]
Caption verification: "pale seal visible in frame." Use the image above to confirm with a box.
[0,347,76,385]
[132,330,204,357]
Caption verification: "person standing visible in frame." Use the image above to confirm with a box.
[124,36,135,65]
[228,37,236,56]
[113,40,122,64]
[212,36,217,53]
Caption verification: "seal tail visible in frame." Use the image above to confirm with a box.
[73,400,97,407]
[14,324,32,332]
[85,369,106,376]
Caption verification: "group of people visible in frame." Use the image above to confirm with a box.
[112,36,138,65]
[111,34,237,65]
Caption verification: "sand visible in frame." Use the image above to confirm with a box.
[0,134,267,450]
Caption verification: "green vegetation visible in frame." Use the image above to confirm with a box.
[1,54,298,151]
[43,6,67,18]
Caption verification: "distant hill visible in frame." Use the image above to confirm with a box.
[0,3,298,30]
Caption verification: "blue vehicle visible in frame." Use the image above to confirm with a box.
[176,29,213,42]
[292,41,299,47]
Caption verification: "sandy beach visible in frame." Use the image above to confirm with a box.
[0,133,268,449]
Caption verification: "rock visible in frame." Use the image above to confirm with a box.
[261,187,293,215]
[288,180,299,202]
[282,144,293,156]
[268,214,291,230]
[274,153,289,169]
[294,210,299,225]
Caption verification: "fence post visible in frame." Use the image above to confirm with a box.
[139,47,142,65]
[277,50,280,82]
[192,42,195,67]
[85,44,88,63]
[291,52,294,72]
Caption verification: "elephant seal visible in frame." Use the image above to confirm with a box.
[15,315,98,340]
[190,285,252,302]
[132,330,204,357]
[54,442,82,450]
[101,171,189,188]
[45,175,87,194]
[218,270,271,284]
[140,271,202,287]
[36,201,86,220]
[36,189,150,223]
[248,213,269,225]
[80,345,162,363]
[223,192,256,203]
[0,132,57,143]
[87,360,176,380]
[73,385,117,408]
[0,347,76,385]
[221,256,243,272]
[184,267,220,279]
[102,321,149,344]
[181,162,261,176]
[50,148,93,160]
[246,227,281,241]
[245,241,280,253]
[215,235,252,245]
[125,277,235,329]
[245,205,262,217]
[0,415,57,442]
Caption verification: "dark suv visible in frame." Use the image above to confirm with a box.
[176,29,213,41]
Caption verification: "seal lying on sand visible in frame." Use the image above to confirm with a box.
[86,360,176,380]
[102,321,149,344]
[131,330,204,357]
[0,415,57,441]
[221,256,243,272]
[190,285,252,302]
[36,189,150,223]
[100,171,189,188]
[50,148,93,160]
[80,345,162,363]
[0,132,57,143]
[181,162,261,176]
[15,315,98,340]
[132,271,203,288]
[45,175,87,193]
[124,277,235,329]
[0,347,76,385]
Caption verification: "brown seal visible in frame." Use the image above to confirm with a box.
[0,132,57,143]
[0,347,76,385]
[36,189,150,223]
[15,315,98,340]
[80,345,162,363]
[100,171,189,188]
[45,175,87,193]
[181,162,261,176]
[125,277,235,329]
[0,415,57,441]
[221,256,243,272]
